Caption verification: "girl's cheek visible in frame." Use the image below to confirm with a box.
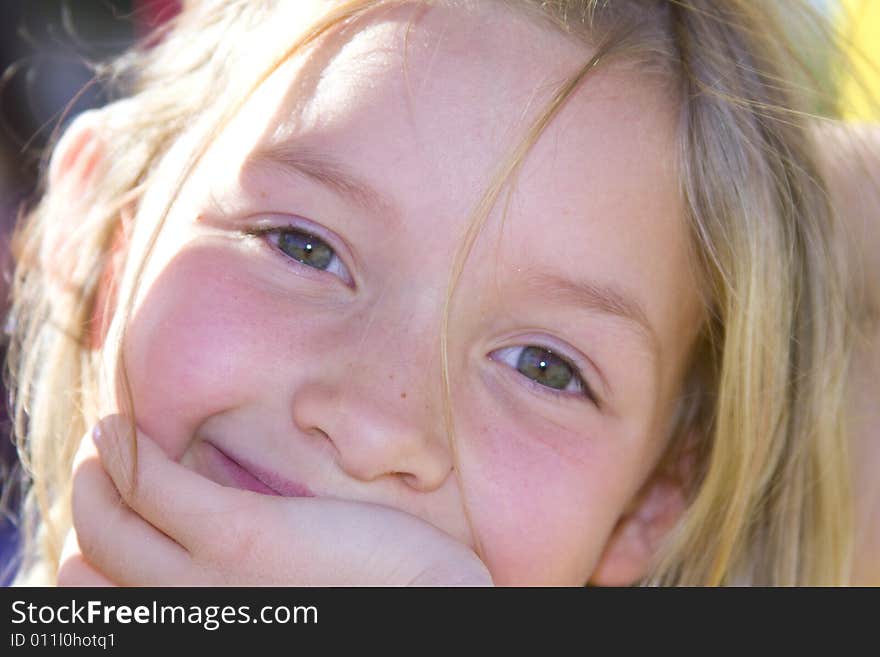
[121,243,306,458]
[455,409,617,585]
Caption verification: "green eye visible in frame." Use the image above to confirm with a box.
[516,346,575,390]
[489,344,597,404]
[277,229,335,270]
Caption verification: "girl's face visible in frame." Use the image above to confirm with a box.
[113,3,702,585]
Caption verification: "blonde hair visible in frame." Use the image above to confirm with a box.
[7,0,861,584]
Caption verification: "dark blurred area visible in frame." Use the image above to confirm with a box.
[0,0,179,585]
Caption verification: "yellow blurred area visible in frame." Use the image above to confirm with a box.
[838,0,880,120]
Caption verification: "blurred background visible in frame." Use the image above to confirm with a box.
[0,0,875,585]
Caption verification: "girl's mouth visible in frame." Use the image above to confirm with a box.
[197,440,315,498]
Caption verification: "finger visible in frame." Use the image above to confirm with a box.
[215,496,492,586]
[72,427,196,585]
[92,416,492,586]
[93,414,264,555]
[57,530,116,587]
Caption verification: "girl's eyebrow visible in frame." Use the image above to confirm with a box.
[525,271,660,362]
[242,141,401,226]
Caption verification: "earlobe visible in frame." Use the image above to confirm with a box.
[588,475,688,586]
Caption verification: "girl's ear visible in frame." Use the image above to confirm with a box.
[43,109,128,350]
[48,110,106,198]
[41,110,109,291]
[588,452,694,586]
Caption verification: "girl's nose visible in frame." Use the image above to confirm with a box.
[290,362,454,493]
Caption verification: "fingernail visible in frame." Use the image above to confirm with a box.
[92,423,104,449]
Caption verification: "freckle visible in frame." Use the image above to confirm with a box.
[400,392,407,399]
[260,191,267,199]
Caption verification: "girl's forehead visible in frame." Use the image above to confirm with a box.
[274,3,593,168]
[205,3,600,220]
[254,3,676,214]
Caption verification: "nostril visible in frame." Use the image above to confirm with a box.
[398,466,453,493]
[306,426,332,445]
[398,471,421,490]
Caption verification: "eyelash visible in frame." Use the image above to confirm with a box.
[491,345,601,408]
[244,222,354,287]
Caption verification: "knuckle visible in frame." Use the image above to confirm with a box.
[73,525,104,566]
[56,552,98,587]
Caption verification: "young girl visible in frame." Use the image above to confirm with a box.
[6,0,878,585]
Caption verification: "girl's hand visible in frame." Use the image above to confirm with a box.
[59,415,492,586]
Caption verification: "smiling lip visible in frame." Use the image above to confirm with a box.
[203,441,315,498]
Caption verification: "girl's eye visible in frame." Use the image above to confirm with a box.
[259,226,352,284]
[277,229,334,269]
[491,345,598,404]
[513,346,577,390]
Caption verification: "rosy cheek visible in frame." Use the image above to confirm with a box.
[122,244,294,458]
[457,418,616,586]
